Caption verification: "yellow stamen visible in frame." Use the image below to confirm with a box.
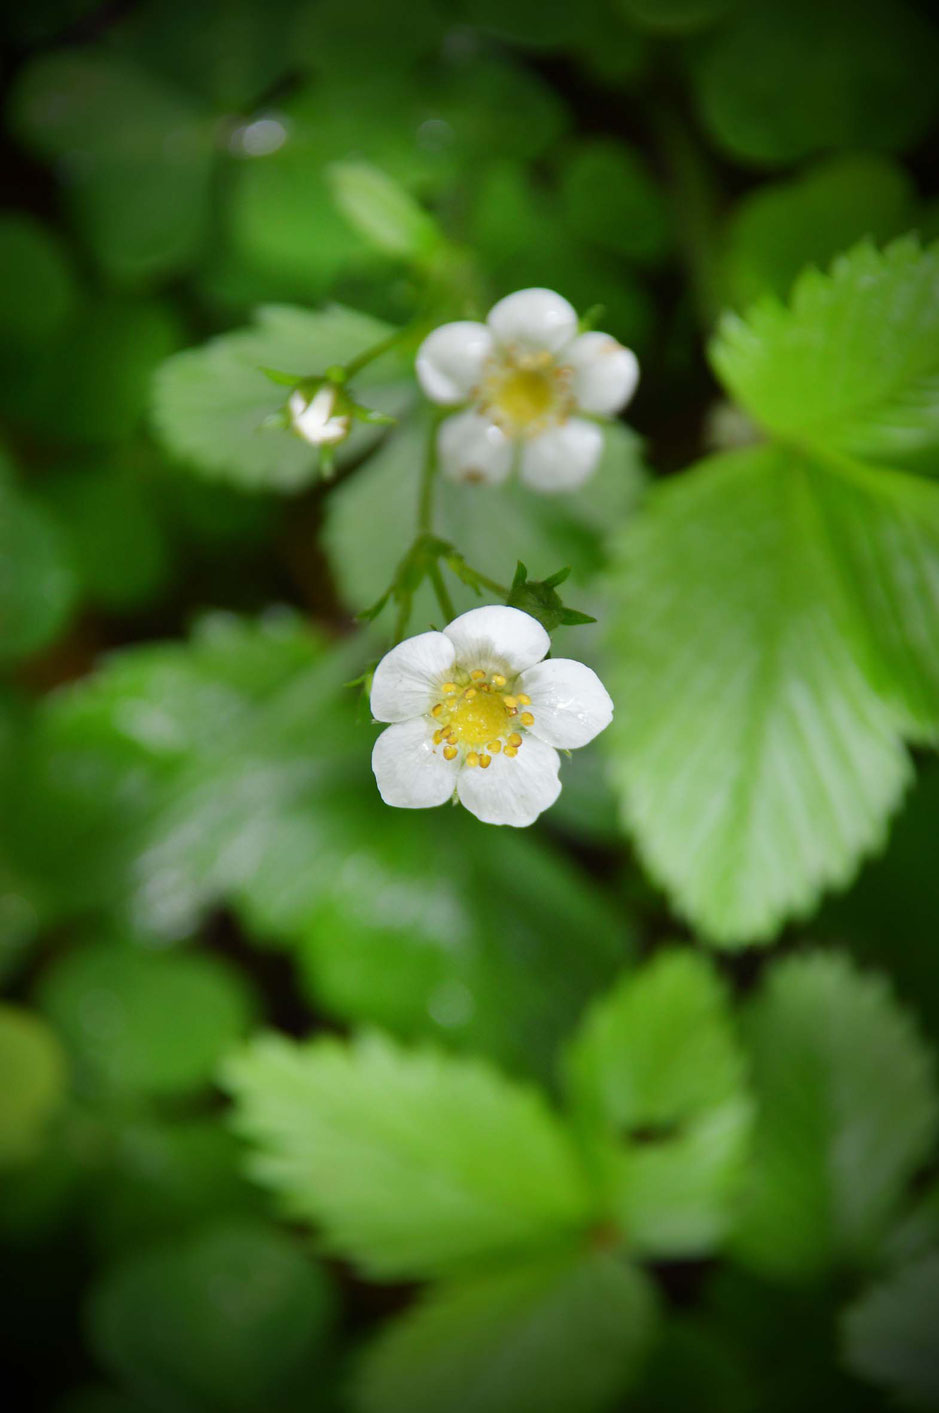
[520,712,535,726]
[508,733,522,748]
[463,687,477,700]
[443,745,457,761]
[479,754,491,768]
[433,729,444,744]
[502,695,518,709]
[487,739,502,754]
[466,752,480,768]
[431,703,444,717]
[442,682,457,695]
[471,669,486,681]
[517,693,531,706]
[492,674,507,688]
[504,746,518,758]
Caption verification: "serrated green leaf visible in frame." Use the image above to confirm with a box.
[605,443,936,943]
[733,953,938,1281]
[722,156,916,309]
[692,0,939,166]
[225,1031,598,1280]
[327,161,442,261]
[842,1253,939,1408]
[712,238,939,471]
[0,1004,67,1167]
[37,939,255,1099]
[152,304,412,489]
[355,1251,657,1413]
[10,51,214,283]
[565,952,751,1257]
[87,1220,336,1413]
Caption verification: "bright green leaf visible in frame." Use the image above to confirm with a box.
[225,1030,598,1280]
[0,1004,67,1167]
[327,161,442,261]
[152,304,411,490]
[87,1220,336,1413]
[37,938,255,1099]
[842,1253,939,1408]
[733,953,938,1281]
[712,238,939,472]
[355,1251,658,1413]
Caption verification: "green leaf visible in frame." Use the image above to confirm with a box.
[37,938,255,1099]
[616,0,736,32]
[565,951,751,1258]
[605,442,939,943]
[0,467,77,665]
[0,214,77,351]
[712,238,939,472]
[326,161,443,261]
[733,952,938,1281]
[152,304,411,490]
[842,1253,939,1408]
[355,1251,658,1413]
[722,156,917,309]
[0,1004,67,1167]
[692,0,939,166]
[87,1220,336,1413]
[225,1030,598,1280]
[558,139,670,264]
[10,52,214,283]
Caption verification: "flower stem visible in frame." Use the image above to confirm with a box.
[343,320,426,381]
[429,562,456,623]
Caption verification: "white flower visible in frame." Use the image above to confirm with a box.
[416,288,639,493]
[370,605,613,827]
[288,384,350,446]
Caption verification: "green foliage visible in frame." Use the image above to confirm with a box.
[0,460,77,665]
[225,1030,598,1280]
[558,140,670,264]
[87,1220,336,1412]
[565,952,751,1257]
[0,214,77,350]
[37,938,255,1099]
[692,0,939,166]
[733,953,938,1280]
[0,1004,67,1166]
[355,1251,658,1413]
[153,305,410,489]
[842,1253,939,1408]
[327,162,444,262]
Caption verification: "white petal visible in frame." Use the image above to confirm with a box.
[289,386,350,445]
[487,288,578,354]
[370,631,456,723]
[415,321,493,405]
[438,410,513,485]
[456,736,561,826]
[444,606,549,675]
[520,419,604,494]
[372,719,457,809]
[517,658,614,749]
[565,332,639,416]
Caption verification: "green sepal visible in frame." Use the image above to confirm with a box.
[506,562,596,632]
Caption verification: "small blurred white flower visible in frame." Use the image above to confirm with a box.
[370,605,613,827]
[288,384,351,446]
[416,288,639,492]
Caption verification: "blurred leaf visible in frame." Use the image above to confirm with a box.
[355,1251,658,1413]
[606,443,938,944]
[294,0,447,76]
[0,213,77,351]
[692,0,939,166]
[0,1004,67,1167]
[0,463,77,666]
[616,0,736,31]
[10,51,214,283]
[36,938,255,1100]
[627,1317,753,1413]
[723,155,917,308]
[327,161,443,261]
[153,304,411,490]
[712,238,939,473]
[733,952,938,1281]
[87,1220,336,1413]
[565,951,751,1258]
[225,1030,599,1280]
[842,1253,939,1409]
[559,139,670,264]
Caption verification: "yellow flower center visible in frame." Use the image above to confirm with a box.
[478,348,573,437]
[431,672,534,765]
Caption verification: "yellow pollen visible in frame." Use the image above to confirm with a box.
[508,733,522,748]
[520,712,535,726]
[433,729,444,744]
[447,730,458,744]
[437,685,511,748]
[466,752,480,768]
[487,739,502,754]
[502,695,518,709]
[431,703,444,717]
[471,669,486,681]
[442,682,457,695]
[443,745,457,761]
[517,694,531,706]
[492,674,506,688]
[504,745,518,758]
[479,754,491,768]
[463,687,477,699]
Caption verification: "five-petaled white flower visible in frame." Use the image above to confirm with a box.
[415,287,639,493]
[288,384,350,446]
[370,605,613,827]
